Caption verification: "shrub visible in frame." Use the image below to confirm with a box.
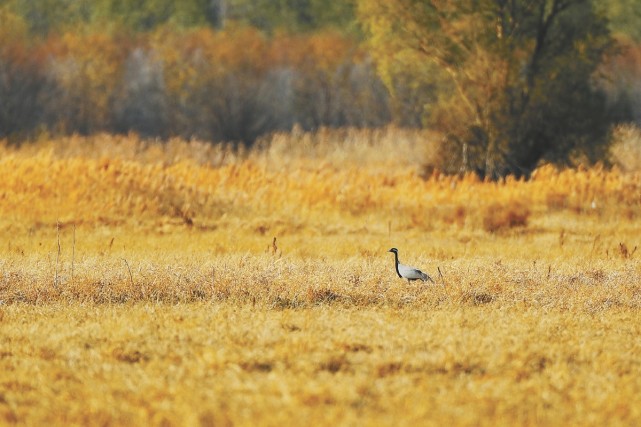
[482,201,530,233]
[610,123,641,172]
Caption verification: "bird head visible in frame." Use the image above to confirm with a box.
[388,248,398,254]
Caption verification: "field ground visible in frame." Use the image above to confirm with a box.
[1,131,641,426]
[2,304,640,426]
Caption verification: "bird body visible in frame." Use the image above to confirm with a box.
[388,248,434,283]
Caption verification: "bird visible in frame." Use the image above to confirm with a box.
[388,248,434,283]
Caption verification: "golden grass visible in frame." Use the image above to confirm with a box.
[1,129,641,426]
[3,304,641,426]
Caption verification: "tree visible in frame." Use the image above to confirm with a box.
[225,0,357,33]
[0,8,48,138]
[606,0,641,41]
[2,0,92,36]
[357,0,615,178]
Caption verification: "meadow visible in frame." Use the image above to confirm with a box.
[1,128,641,426]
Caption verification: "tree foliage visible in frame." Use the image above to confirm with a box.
[358,0,616,177]
[606,0,641,41]
[0,0,357,35]
[0,0,637,163]
[0,26,391,142]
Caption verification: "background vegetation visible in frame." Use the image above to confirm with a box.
[359,0,614,177]
[0,0,641,176]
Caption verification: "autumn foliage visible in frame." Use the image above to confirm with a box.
[0,25,390,143]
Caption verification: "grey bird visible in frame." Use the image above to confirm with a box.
[388,248,434,283]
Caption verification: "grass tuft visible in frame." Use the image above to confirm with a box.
[482,201,530,232]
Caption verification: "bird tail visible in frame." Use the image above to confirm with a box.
[422,272,435,283]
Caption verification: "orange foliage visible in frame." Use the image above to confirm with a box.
[0,25,375,141]
[39,31,130,132]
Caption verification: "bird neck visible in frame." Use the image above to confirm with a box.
[392,252,402,278]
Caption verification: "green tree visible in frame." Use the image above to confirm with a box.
[1,0,92,35]
[90,0,213,31]
[1,0,359,35]
[358,0,615,177]
[226,0,357,33]
[606,0,641,41]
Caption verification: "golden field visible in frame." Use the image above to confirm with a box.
[1,129,641,426]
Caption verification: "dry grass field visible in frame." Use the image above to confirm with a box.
[1,128,641,426]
